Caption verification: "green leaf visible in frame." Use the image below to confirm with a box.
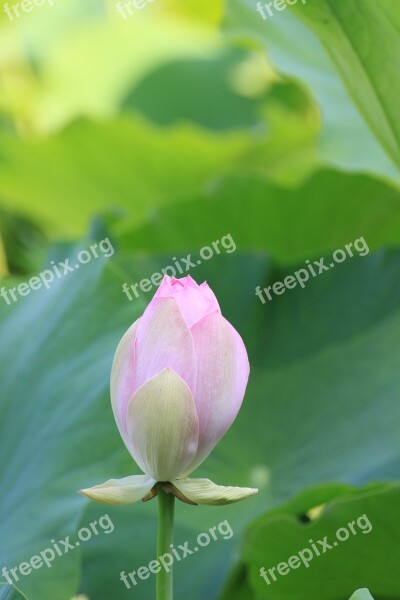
[0,233,7,277]
[0,585,27,600]
[81,247,400,599]
[2,246,400,600]
[0,256,146,600]
[0,208,47,276]
[224,0,400,181]
[0,0,225,131]
[0,116,251,236]
[161,0,225,24]
[219,564,260,600]
[121,49,265,131]
[0,96,320,238]
[290,0,400,169]
[117,170,400,266]
[230,484,400,599]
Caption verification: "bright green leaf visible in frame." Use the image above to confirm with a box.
[225,0,400,181]
[290,0,400,169]
[117,170,400,266]
[240,484,400,599]
[2,247,400,599]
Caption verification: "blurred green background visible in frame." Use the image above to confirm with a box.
[0,0,400,599]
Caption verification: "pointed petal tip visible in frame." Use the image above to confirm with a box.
[78,475,156,506]
[172,478,259,506]
[78,486,112,504]
[78,487,102,502]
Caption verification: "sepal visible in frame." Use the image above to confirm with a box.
[79,474,156,505]
[171,477,258,505]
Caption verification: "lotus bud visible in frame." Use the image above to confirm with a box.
[80,276,258,505]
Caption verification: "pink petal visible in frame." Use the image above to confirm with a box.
[110,319,140,450]
[155,275,220,327]
[184,312,250,474]
[134,296,197,395]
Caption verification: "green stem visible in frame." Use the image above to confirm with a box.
[156,485,175,600]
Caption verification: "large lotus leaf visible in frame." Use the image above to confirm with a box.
[289,0,400,170]
[0,0,224,130]
[80,248,400,599]
[117,170,400,266]
[0,116,253,236]
[221,484,400,599]
[224,0,400,182]
[1,245,400,600]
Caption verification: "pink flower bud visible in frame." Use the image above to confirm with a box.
[111,275,250,482]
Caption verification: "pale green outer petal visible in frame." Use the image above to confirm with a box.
[127,369,199,481]
[172,478,258,505]
[79,474,155,505]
